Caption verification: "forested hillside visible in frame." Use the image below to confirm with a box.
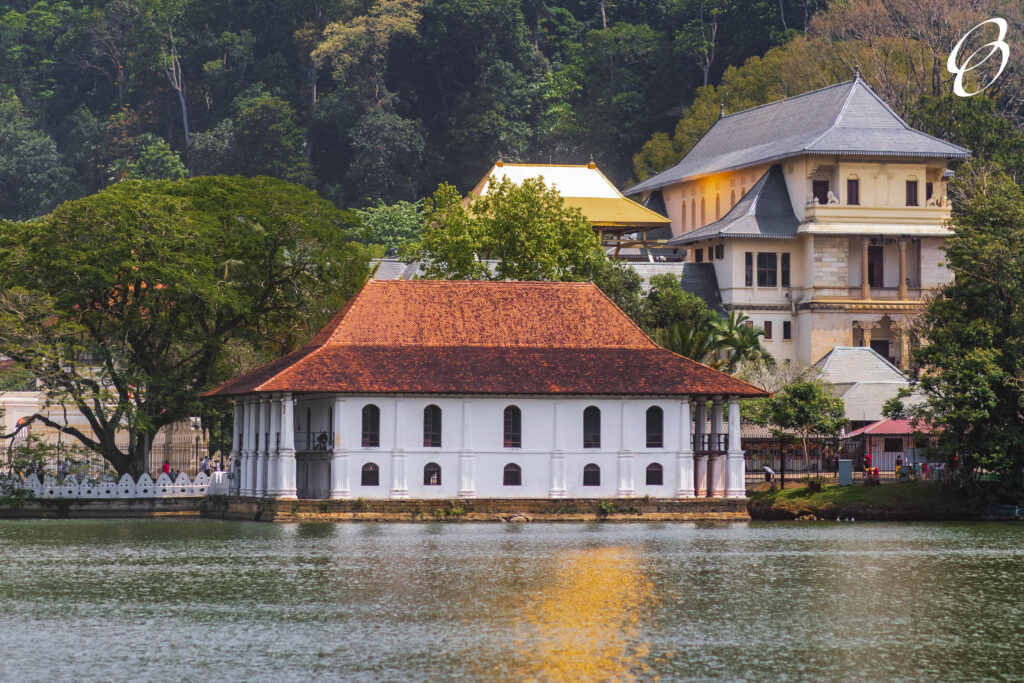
[0,0,821,219]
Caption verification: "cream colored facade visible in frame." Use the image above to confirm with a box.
[653,155,954,368]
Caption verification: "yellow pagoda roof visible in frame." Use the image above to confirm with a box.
[469,162,669,228]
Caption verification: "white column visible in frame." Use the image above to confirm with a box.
[458,400,476,498]
[255,397,268,497]
[266,394,281,497]
[230,399,241,495]
[241,398,254,496]
[695,400,708,496]
[726,397,746,499]
[549,400,567,497]
[676,397,695,498]
[710,397,725,497]
[330,397,350,499]
[390,398,408,498]
[277,393,297,499]
[616,402,634,497]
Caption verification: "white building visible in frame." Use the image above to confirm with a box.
[205,280,765,500]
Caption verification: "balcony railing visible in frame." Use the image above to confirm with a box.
[693,433,727,453]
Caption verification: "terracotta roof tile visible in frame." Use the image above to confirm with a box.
[205,280,766,398]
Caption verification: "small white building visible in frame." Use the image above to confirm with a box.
[205,280,765,500]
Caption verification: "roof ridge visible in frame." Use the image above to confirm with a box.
[719,79,854,121]
[802,80,858,150]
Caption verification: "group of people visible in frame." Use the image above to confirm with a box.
[158,456,221,481]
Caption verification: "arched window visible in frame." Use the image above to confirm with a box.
[583,463,601,486]
[646,463,664,486]
[646,406,663,448]
[424,462,441,485]
[715,194,721,219]
[681,200,687,230]
[503,463,522,486]
[362,404,380,447]
[504,405,521,448]
[583,406,601,448]
[423,405,442,447]
[361,462,379,486]
[700,197,706,225]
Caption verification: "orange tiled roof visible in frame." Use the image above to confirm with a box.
[204,280,766,398]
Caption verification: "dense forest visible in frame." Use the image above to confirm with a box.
[0,0,828,219]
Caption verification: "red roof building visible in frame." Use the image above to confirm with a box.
[208,280,765,501]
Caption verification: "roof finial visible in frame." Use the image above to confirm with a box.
[587,154,596,169]
[719,101,725,118]
[854,62,861,80]
[496,152,503,167]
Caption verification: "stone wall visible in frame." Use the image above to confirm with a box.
[813,237,849,295]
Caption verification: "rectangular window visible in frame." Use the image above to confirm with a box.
[781,253,790,287]
[745,252,753,286]
[695,247,703,263]
[783,321,792,340]
[926,182,934,201]
[884,437,903,453]
[906,180,919,206]
[763,321,773,340]
[868,246,884,287]
[757,252,777,287]
[812,180,829,204]
[715,244,724,259]
[847,178,860,205]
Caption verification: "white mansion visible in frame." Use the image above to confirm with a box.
[625,76,971,369]
[205,280,765,500]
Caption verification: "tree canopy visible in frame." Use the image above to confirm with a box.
[0,175,368,476]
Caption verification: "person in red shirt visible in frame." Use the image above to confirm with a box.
[162,460,171,476]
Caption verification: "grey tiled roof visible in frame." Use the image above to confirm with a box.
[625,78,971,194]
[678,263,726,317]
[814,346,907,383]
[667,164,797,245]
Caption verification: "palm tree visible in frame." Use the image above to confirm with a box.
[656,316,724,368]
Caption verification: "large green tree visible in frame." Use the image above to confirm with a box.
[0,94,71,219]
[748,377,846,471]
[0,175,368,476]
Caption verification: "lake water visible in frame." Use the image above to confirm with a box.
[1,520,1022,682]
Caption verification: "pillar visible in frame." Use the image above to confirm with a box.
[549,401,567,497]
[458,400,476,498]
[616,402,634,497]
[390,399,408,498]
[267,394,281,497]
[898,238,908,299]
[230,399,241,495]
[675,398,695,498]
[241,398,254,496]
[709,397,725,497]
[255,397,268,497]
[726,397,746,498]
[694,400,708,496]
[861,237,870,299]
[277,393,297,499]
[330,397,350,499]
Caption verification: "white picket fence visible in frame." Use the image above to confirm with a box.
[3,471,230,499]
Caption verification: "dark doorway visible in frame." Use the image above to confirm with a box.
[867,246,884,287]
[812,180,829,204]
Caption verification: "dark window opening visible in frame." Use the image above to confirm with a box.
[847,179,860,205]
[745,252,753,286]
[906,180,919,206]
[812,180,829,204]
[867,246,884,287]
[646,406,663,448]
[503,405,522,448]
[757,252,777,287]
[884,438,903,453]
[583,463,601,486]
[423,462,441,486]
[764,321,773,340]
[695,248,703,263]
[503,463,522,486]
[361,463,379,487]
[646,463,664,486]
[783,321,792,340]
[423,405,442,447]
[870,339,892,364]
[583,406,601,448]
[926,182,934,201]
[781,253,790,287]
[715,244,723,259]
[362,404,380,447]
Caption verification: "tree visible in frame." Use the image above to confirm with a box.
[356,198,426,250]
[416,176,605,281]
[642,273,709,333]
[126,133,187,180]
[234,95,315,186]
[345,111,426,204]
[910,162,1024,495]
[749,377,846,471]
[0,94,71,219]
[0,176,368,476]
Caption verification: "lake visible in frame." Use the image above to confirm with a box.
[1,520,1022,681]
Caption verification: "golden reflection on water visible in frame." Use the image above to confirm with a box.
[509,546,656,682]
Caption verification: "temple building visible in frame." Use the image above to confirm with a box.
[624,76,971,368]
[204,280,765,500]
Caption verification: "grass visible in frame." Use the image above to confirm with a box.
[748,481,983,520]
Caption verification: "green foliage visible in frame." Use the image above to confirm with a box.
[356,199,426,250]
[912,162,1024,496]
[126,134,187,181]
[0,176,368,476]
[345,111,426,204]
[234,95,314,186]
[749,377,845,470]
[0,94,71,219]
[0,361,35,390]
[416,176,604,281]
